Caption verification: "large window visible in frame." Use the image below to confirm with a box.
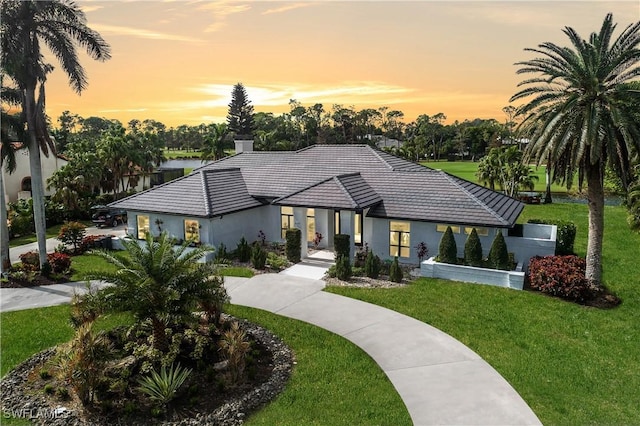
[281,206,294,239]
[307,209,316,242]
[185,219,200,243]
[354,212,363,245]
[436,224,461,234]
[464,226,488,236]
[389,221,410,258]
[137,215,150,239]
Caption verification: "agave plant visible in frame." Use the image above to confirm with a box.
[137,363,192,407]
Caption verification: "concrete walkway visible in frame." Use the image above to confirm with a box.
[0,245,541,425]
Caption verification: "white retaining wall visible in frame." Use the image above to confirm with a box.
[421,257,525,290]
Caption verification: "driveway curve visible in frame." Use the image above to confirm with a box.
[225,274,541,426]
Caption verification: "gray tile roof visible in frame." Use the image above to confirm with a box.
[274,173,382,209]
[111,144,523,227]
[110,168,262,217]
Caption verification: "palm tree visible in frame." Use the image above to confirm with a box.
[201,123,228,162]
[83,232,228,352]
[1,0,111,268]
[1,111,21,274]
[476,149,501,191]
[511,14,640,285]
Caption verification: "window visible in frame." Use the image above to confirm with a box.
[307,209,316,242]
[465,227,489,236]
[281,206,294,239]
[137,215,150,239]
[436,224,461,234]
[334,210,341,234]
[389,221,410,258]
[185,219,200,243]
[21,177,32,192]
[354,212,363,245]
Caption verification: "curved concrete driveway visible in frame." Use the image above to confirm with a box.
[225,273,541,426]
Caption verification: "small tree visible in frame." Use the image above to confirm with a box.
[414,241,429,263]
[334,234,350,260]
[464,228,483,267]
[364,250,381,279]
[389,257,403,283]
[488,231,510,270]
[235,237,251,262]
[251,244,267,270]
[57,221,87,254]
[285,228,301,263]
[438,226,458,264]
[335,255,352,281]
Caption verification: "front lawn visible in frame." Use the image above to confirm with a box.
[328,203,640,425]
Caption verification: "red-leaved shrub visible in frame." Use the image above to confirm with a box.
[80,235,103,253]
[528,255,594,302]
[47,252,72,274]
[19,251,40,271]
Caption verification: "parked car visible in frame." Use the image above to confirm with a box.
[517,192,542,204]
[91,206,127,228]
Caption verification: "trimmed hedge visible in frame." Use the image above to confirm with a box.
[438,226,458,264]
[334,234,351,260]
[488,232,510,270]
[285,228,302,263]
[528,219,576,255]
[464,228,483,267]
[528,255,594,302]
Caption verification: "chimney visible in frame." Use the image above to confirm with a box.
[234,139,254,154]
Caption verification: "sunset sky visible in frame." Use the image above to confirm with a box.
[42,0,640,129]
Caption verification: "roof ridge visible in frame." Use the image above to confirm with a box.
[442,172,509,226]
[200,170,213,217]
[334,174,359,209]
[272,175,337,203]
[367,146,395,171]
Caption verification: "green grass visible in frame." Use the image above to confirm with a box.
[217,266,255,278]
[421,160,568,193]
[225,305,411,425]
[328,203,640,425]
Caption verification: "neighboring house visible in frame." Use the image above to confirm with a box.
[110,143,552,267]
[2,143,67,206]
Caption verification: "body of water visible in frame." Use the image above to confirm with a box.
[160,159,212,170]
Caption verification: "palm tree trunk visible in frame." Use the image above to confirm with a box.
[585,163,604,285]
[25,86,48,268]
[0,170,10,274]
[151,316,168,352]
[544,154,553,204]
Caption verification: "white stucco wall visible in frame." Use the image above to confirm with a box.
[2,148,67,205]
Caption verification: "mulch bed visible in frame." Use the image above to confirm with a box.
[1,273,72,288]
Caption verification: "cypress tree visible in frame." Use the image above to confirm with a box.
[464,228,483,267]
[389,256,403,283]
[438,226,458,264]
[488,231,510,270]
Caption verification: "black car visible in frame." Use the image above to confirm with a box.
[91,206,127,227]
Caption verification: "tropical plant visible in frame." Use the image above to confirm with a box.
[201,123,227,162]
[0,107,21,273]
[137,363,192,407]
[511,13,640,285]
[218,322,250,385]
[1,0,111,267]
[83,232,227,351]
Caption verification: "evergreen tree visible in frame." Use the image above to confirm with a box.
[464,228,483,267]
[227,83,255,138]
[488,231,510,270]
[438,226,458,264]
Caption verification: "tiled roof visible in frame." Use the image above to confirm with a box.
[274,173,382,209]
[112,145,523,227]
[110,168,262,217]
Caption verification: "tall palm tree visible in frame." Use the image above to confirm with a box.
[201,123,227,162]
[1,0,110,267]
[511,14,640,285]
[0,110,21,274]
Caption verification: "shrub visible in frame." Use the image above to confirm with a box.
[47,252,72,274]
[415,241,429,262]
[313,231,323,248]
[57,221,87,254]
[354,243,369,268]
[438,226,458,264]
[80,235,103,253]
[251,244,267,270]
[335,255,352,281]
[235,237,251,262]
[266,251,288,271]
[285,228,301,263]
[19,251,40,271]
[219,322,250,385]
[215,243,228,263]
[364,250,381,279]
[528,255,594,302]
[138,363,192,407]
[527,219,577,255]
[464,228,483,267]
[488,232,510,270]
[334,234,350,260]
[389,256,403,283]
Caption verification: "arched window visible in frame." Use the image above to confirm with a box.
[21,177,32,192]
